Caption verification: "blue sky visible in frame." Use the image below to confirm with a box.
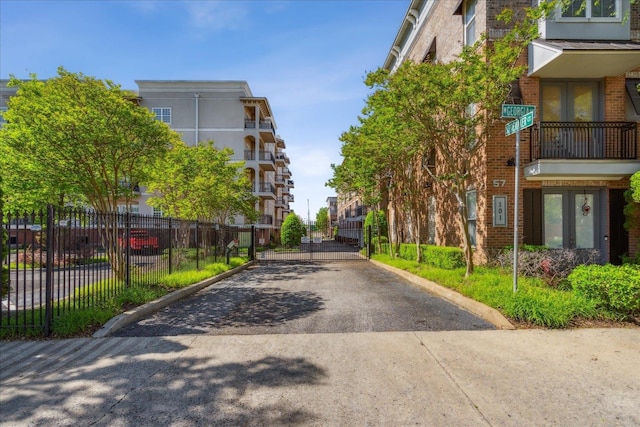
[0,0,407,218]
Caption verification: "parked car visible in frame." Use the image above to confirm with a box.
[118,229,159,254]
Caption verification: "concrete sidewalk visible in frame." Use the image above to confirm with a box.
[1,328,639,426]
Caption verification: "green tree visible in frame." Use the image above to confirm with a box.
[364,210,388,253]
[281,213,306,246]
[315,207,329,237]
[147,141,258,224]
[0,68,182,279]
[147,141,258,257]
[0,174,7,296]
[359,5,547,277]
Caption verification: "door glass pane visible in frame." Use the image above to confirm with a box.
[544,194,563,248]
[572,85,594,122]
[575,193,594,248]
[542,85,562,121]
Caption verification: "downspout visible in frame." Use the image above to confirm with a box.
[194,93,200,145]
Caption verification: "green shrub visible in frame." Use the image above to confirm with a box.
[422,245,465,269]
[569,264,640,317]
[371,236,388,246]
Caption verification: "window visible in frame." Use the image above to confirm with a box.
[466,103,478,148]
[152,107,171,124]
[427,196,436,245]
[464,0,477,46]
[559,0,620,20]
[117,205,139,214]
[153,207,164,218]
[466,190,477,247]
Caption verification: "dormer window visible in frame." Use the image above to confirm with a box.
[559,0,621,21]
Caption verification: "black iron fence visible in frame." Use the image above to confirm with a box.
[255,221,369,262]
[1,206,253,335]
[530,121,637,161]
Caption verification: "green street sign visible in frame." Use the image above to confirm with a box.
[501,104,536,118]
[505,111,535,136]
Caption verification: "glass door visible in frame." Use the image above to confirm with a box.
[543,190,598,249]
[540,81,601,158]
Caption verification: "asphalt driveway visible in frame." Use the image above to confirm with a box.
[113,261,494,337]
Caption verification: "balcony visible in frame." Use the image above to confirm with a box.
[256,181,276,199]
[287,179,294,188]
[275,153,288,165]
[288,194,295,203]
[259,120,275,133]
[258,214,273,225]
[525,121,639,180]
[282,167,291,177]
[275,175,285,186]
[275,198,286,208]
[245,150,275,171]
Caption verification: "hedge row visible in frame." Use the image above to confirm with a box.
[376,243,465,269]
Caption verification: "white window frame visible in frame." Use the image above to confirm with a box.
[152,107,171,124]
[464,0,477,46]
[556,0,622,22]
[152,207,164,218]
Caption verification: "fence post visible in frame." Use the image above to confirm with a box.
[195,220,199,270]
[168,218,173,274]
[44,204,55,336]
[250,225,255,261]
[125,211,131,289]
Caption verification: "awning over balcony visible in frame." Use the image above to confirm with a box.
[524,159,640,181]
[528,40,640,78]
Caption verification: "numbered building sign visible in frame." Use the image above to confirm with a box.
[493,196,507,227]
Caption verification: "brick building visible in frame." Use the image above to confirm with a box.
[384,0,640,264]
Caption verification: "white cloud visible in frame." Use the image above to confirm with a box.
[181,1,249,31]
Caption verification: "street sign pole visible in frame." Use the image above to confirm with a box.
[502,103,535,293]
[512,130,520,293]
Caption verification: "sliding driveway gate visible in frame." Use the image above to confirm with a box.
[255,222,369,262]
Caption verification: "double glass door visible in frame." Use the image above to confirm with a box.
[544,190,597,249]
[541,82,602,158]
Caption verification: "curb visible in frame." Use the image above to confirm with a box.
[369,259,515,330]
[93,261,254,338]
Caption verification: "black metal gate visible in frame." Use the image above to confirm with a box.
[254,221,369,262]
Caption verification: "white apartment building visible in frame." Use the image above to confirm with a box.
[135,81,294,244]
[0,79,294,244]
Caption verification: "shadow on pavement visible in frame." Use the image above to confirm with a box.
[116,286,325,336]
[1,346,326,425]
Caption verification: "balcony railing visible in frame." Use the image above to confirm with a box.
[245,150,275,164]
[257,182,275,194]
[259,151,275,163]
[259,120,275,133]
[530,122,637,161]
[258,214,273,225]
[244,119,255,129]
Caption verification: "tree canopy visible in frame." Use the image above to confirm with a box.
[329,4,549,276]
[146,141,258,224]
[281,213,306,246]
[0,67,182,213]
